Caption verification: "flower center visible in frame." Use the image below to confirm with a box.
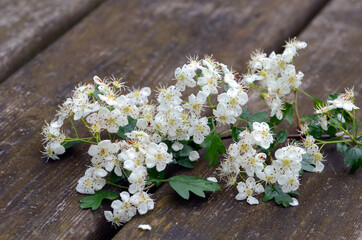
[196,124,204,132]
[282,158,291,167]
[85,179,93,188]
[245,188,253,196]
[229,98,238,106]
[100,148,109,157]
[155,153,164,162]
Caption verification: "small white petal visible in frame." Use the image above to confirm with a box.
[138,224,152,231]
[207,177,218,183]
[290,198,299,206]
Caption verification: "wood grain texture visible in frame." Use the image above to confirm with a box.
[114,0,362,239]
[0,0,330,239]
[0,0,104,83]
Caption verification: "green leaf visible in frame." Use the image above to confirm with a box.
[262,185,294,207]
[116,116,137,139]
[308,124,322,139]
[93,88,102,100]
[313,97,324,108]
[79,190,119,210]
[301,114,319,123]
[248,111,269,130]
[232,127,239,142]
[240,107,251,119]
[201,131,226,166]
[148,167,165,186]
[344,146,362,173]
[276,130,288,144]
[325,125,337,136]
[223,84,230,92]
[109,170,124,183]
[168,175,222,200]
[337,142,348,154]
[301,153,315,172]
[176,157,195,168]
[270,115,283,126]
[284,102,293,125]
[62,140,81,150]
[262,185,275,202]
[328,93,339,101]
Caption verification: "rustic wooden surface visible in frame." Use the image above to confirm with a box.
[0,0,360,239]
[114,0,362,239]
[0,0,104,83]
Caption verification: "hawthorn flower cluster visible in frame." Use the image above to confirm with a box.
[41,39,361,227]
[242,38,307,120]
[41,55,250,226]
[221,123,323,205]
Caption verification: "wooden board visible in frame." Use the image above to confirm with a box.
[0,0,104,83]
[113,0,362,239]
[0,0,332,239]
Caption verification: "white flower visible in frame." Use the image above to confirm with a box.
[104,210,124,227]
[115,95,139,119]
[171,142,184,152]
[251,122,273,149]
[189,151,200,162]
[174,64,196,91]
[76,168,106,194]
[183,91,207,115]
[110,191,137,222]
[240,153,266,177]
[72,93,100,120]
[243,73,263,84]
[217,88,248,116]
[126,87,151,106]
[146,142,173,171]
[188,117,210,144]
[42,140,65,160]
[235,177,264,205]
[266,95,284,120]
[98,107,128,133]
[130,191,154,215]
[303,135,315,149]
[306,144,324,172]
[274,146,302,173]
[197,68,219,95]
[318,115,328,131]
[119,148,145,171]
[277,170,300,193]
[328,97,359,111]
[128,167,148,194]
[88,140,120,161]
[213,103,236,126]
[256,165,278,184]
[157,86,182,111]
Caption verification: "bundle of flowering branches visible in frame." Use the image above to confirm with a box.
[41,38,361,226]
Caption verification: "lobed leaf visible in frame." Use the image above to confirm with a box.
[79,190,119,210]
[169,175,222,200]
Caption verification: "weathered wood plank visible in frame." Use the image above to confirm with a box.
[0,0,329,239]
[0,0,104,83]
[114,0,362,239]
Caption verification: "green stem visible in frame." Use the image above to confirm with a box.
[106,180,128,189]
[293,90,301,129]
[80,117,98,143]
[315,139,354,145]
[220,129,232,136]
[238,173,246,182]
[296,88,314,100]
[68,117,79,138]
[147,179,169,183]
